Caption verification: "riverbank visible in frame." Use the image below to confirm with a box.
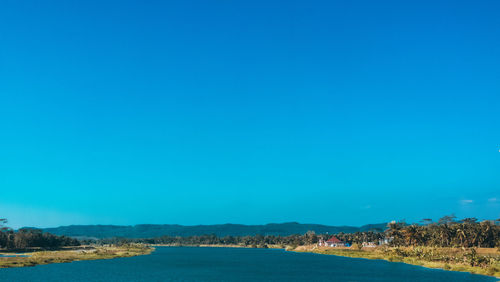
[151,243,249,248]
[291,245,500,278]
[0,244,154,268]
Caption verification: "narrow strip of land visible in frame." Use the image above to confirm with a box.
[0,244,153,268]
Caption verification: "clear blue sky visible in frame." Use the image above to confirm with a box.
[1,0,499,228]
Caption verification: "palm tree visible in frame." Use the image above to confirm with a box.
[403,225,419,246]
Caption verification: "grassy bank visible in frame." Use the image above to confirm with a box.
[292,245,500,278]
[0,244,154,268]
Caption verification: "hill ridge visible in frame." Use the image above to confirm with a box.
[26,222,388,239]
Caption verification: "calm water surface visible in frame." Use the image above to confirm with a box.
[0,247,496,281]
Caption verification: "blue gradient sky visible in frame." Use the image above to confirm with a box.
[1,1,499,228]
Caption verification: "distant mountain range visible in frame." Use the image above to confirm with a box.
[28,222,388,239]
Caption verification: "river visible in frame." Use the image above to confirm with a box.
[0,247,495,281]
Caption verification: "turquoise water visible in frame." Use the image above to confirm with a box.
[0,247,496,281]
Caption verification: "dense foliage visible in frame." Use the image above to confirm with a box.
[0,219,80,250]
[95,232,318,248]
[385,216,500,248]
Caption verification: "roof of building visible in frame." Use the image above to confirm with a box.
[326,236,343,243]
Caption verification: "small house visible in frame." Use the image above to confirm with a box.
[319,236,347,247]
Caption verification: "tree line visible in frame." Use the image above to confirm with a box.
[3,215,498,250]
[93,232,320,248]
[0,219,80,250]
[91,216,500,249]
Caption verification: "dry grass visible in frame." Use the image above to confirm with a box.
[0,244,154,268]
